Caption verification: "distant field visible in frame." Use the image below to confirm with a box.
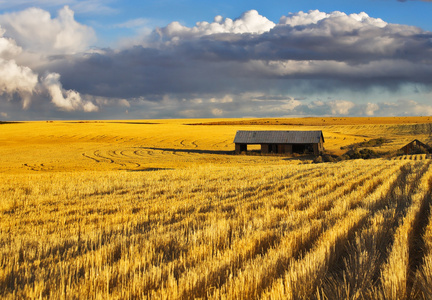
[190,116,432,126]
[1,117,432,173]
[1,117,432,298]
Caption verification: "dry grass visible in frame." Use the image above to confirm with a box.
[1,117,432,298]
[190,116,432,126]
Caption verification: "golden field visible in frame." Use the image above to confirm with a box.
[1,117,432,299]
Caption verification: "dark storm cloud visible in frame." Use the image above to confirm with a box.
[53,47,253,99]
[48,9,432,103]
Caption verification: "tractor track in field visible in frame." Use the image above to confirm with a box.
[82,150,144,168]
[93,150,115,164]
[82,153,100,163]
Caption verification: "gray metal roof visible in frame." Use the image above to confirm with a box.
[233,130,324,144]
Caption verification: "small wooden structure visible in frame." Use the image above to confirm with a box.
[400,139,430,154]
[234,130,324,155]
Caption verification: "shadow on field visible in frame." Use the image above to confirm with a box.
[141,147,233,155]
[106,121,160,125]
[127,168,174,172]
[282,155,315,161]
[0,121,24,125]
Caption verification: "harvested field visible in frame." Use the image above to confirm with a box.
[1,117,432,298]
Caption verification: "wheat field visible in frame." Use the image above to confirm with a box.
[1,117,432,299]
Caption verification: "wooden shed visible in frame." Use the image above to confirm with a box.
[234,130,324,155]
[400,139,430,154]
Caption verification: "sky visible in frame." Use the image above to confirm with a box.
[1,0,432,120]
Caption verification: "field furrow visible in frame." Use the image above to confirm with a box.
[2,158,432,299]
[315,161,430,299]
[379,162,432,299]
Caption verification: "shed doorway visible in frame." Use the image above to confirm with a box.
[293,144,313,154]
[268,144,278,153]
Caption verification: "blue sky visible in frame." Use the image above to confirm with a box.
[1,0,432,120]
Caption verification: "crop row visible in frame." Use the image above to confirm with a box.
[0,159,431,299]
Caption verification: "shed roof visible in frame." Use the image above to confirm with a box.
[233,130,324,144]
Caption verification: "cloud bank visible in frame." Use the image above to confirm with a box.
[0,6,98,114]
[1,7,432,119]
[0,6,95,55]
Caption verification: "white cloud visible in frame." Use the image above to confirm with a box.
[155,9,275,42]
[1,111,8,118]
[0,27,22,59]
[0,58,38,109]
[0,6,95,55]
[279,10,387,30]
[328,100,356,115]
[43,72,98,112]
[190,98,203,104]
[366,99,432,116]
[397,99,432,115]
[211,108,224,116]
[0,27,35,109]
[280,99,302,111]
[0,7,99,114]
[118,99,130,107]
[365,103,379,116]
[0,26,38,108]
[279,10,330,26]
[210,95,233,103]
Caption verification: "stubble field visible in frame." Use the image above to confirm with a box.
[1,117,432,299]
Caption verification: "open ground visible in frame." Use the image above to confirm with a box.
[1,117,432,299]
